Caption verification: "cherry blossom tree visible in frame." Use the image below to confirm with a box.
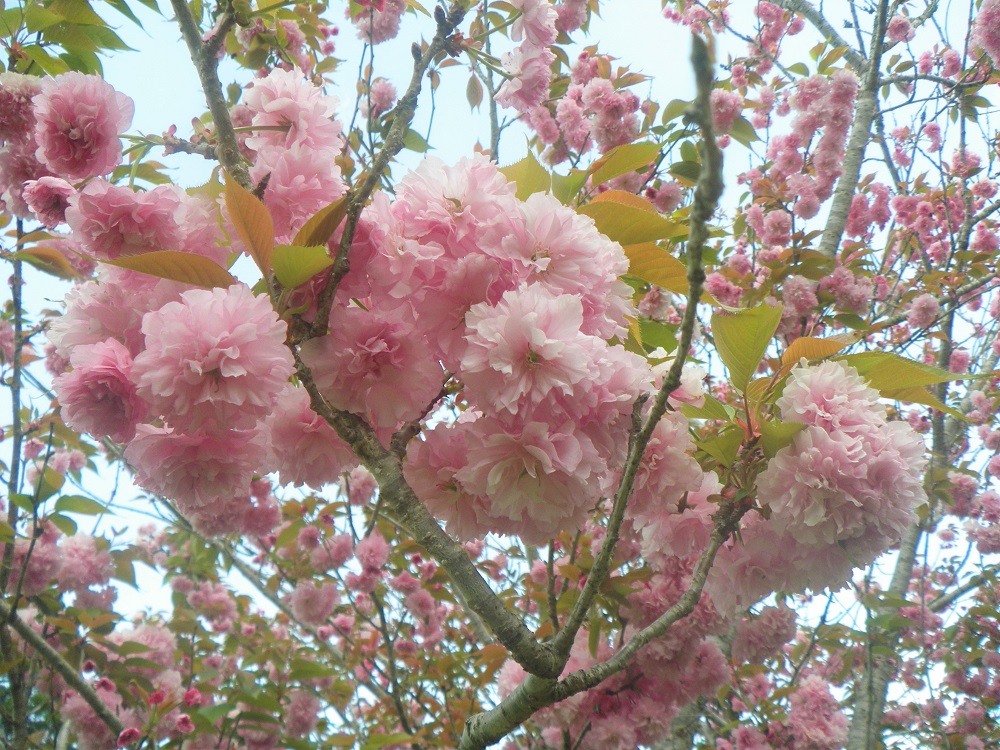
[1,1,1000,749]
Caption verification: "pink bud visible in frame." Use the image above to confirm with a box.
[117,728,141,747]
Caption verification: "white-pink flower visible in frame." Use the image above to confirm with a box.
[266,387,357,489]
[54,338,146,443]
[66,180,183,260]
[299,303,443,429]
[496,45,556,114]
[32,72,133,181]
[510,0,558,47]
[22,176,74,228]
[462,284,594,416]
[243,68,342,153]
[124,424,269,517]
[774,360,884,436]
[132,285,294,433]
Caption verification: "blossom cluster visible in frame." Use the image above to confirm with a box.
[44,69,349,533]
[523,50,642,165]
[495,0,558,113]
[0,71,131,220]
[711,361,927,612]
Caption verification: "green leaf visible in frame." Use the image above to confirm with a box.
[13,246,84,280]
[712,304,783,393]
[499,152,551,201]
[466,75,483,109]
[698,427,744,467]
[759,420,807,458]
[104,0,145,27]
[550,168,588,204]
[55,495,107,515]
[661,98,690,123]
[787,62,810,76]
[837,351,987,391]
[199,703,236,724]
[680,394,736,422]
[272,245,333,289]
[9,494,35,513]
[20,44,71,74]
[578,191,685,245]
[24,5,63,32]
[111,551,137,588]
[289,658,338,680]
[292,195,349,248]
[224,171,274,274]
[362,734,415,750]
[35,467,65,503]
[402,128,430,153]
[780,333,860,370]
[637,318,678,354]
[589,141,660,187]
[728,115,759,146]
[623,243,714,301]
[0,521,14,544]
[48,514,78,536]
[106,251,238,289]
[48,0,106,24]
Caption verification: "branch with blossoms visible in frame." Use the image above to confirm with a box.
[457,34,727,749]
[311,2,470,337]
[0,598,126,740]
[551,33,722,661]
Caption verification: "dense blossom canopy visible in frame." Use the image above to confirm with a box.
[1,1,999,750]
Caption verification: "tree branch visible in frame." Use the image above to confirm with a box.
[551,32,722,660]
[772,0,866,70]
[0,598,125,738]
[168,0,249,188]
[310,4,469,338]
[293,356,563,680]
[813,0,890,259]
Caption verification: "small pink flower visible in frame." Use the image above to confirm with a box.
[710,89,743,134]
[117,728,142,747]
[0,72,41,143]
[349,0,406,44]
[887,16,915,44]
[22,176,74,227]
[175,715,195,734]
[33,72,134,181]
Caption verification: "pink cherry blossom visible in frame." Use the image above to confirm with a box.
[33,72,133,181]
[22,176,74,228]
[775,360,884,436]
[462,285,594,416]
[972,0,1000,67]
[289,581,339,626]
[299,303,443,429]
[242,67,342,153]
[124,425,269,522]
[0,72,41,143]
[788,675,849,750]
[54,337,146,443]
[266,387,356,489]
[887,16,915,44]
[510,0,558,47]
[710,89,743,134]
[65,180,184,261]
[133,284,294,433]
[349,0,406,44]
[496,45,556,114]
